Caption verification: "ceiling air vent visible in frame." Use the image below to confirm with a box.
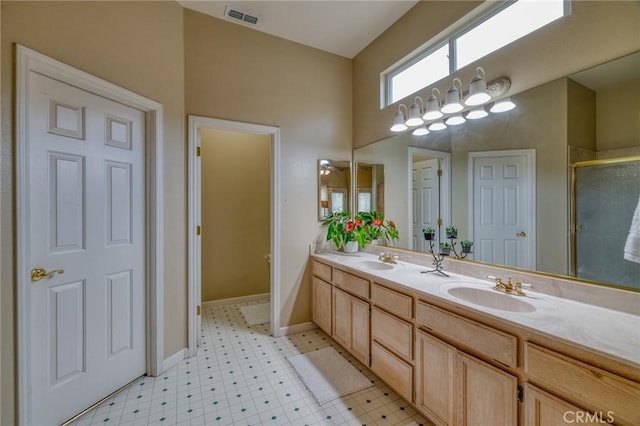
[224,6,259,26]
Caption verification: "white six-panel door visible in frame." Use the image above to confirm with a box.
[28,71,146,425]
[412,159,440,252]
[470,151,535,269]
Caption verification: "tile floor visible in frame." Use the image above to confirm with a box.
[71,299,432,426]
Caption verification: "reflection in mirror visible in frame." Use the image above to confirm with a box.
[356,163,384,214]
[572,157,640,288]
[318,160,351,221]
[353,52,640,291]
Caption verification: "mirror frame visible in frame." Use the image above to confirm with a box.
[318,159,352,221]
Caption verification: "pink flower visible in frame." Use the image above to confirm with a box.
[345,220,355,232]
[355,218,363,227]
[372,218,384,227]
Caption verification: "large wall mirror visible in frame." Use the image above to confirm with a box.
[318,159,351,220]
[353,51,640,291]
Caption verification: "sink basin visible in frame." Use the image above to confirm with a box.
[352,260,394,271]
[446,286,536,313]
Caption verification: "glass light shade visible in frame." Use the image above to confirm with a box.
[405,102,424,126]
[390,109,408,132]
[428,121,447,131]
[412,126,429,136]
[423,94,444,120]
[442,79,464,113]
[490,97,516,113]
[465,70,491,106]
[466,107,488,120]
[445,114,466,126]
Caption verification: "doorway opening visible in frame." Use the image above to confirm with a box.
[188,116,281,356]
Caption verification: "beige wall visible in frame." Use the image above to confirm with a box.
[200,128,270,302]
[597,78,640,151]
[184,9,352,327]
[567,79,596,150]
[1,2,185,423]
[353,1,640,148]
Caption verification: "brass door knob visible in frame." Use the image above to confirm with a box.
[516,231,527,237]
[31,268,64,282]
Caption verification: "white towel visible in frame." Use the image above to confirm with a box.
[624,195,640,264]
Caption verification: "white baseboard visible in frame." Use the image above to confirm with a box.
[162,348,187,373]
[202,292,269,307]
[279,321,317,336]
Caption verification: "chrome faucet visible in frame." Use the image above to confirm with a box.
[379,252,398,264]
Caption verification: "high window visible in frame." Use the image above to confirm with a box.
[385,0,568,106]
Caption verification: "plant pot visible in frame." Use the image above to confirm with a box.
[462,246,472,254]
[440,248,451,256]
[343,241,359,254]
[423,232,435,241]
[446,231,457,239]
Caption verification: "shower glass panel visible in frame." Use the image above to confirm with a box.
[573,159,640,289]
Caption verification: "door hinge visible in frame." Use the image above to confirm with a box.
[437,218,443,226]
[437,169,443,177]
[196,146,201,157]
[196,305,201,316]
[517,385,523,403]
[196,225,201,236]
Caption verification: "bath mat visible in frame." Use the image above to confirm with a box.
[286,346,373,405]
[239,302,270,325]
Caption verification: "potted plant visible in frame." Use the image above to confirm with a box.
[439,241,452,255]
[358,211,399,246]
[461,240,474,253]
[423,226,436,240]
[322,211,367,253]
[445,225,458,239]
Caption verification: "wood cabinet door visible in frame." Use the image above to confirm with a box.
[415,330,455,426]
[350,296,370,366]
[524,383,604,426]
[332,287,352,349]
[312,277,332,335]
[455,351,518,426]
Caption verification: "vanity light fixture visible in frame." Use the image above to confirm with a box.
[490,96,516,113]
[428,121,447,131]
[405,97,425,126]
[441,78,464,114]
[388,69,512,136]
[465,67,492,106]
[422,88,444,120]
[412,125,430,136]
[390,104,409,132]
[466,106,489,120]
[445,114,466,126]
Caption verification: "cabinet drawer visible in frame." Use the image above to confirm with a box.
[371,283,412,319]
[312,260,332,282]
[333,268,369,299]
[524,342,640,426]
[416,301,517,368]
[371,306,412,360]
[371,341,413,403]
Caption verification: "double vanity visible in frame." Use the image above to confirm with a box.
[310,249,639,426]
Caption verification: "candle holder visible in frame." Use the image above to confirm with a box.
[421,238,450,277]
[421,227,473,277]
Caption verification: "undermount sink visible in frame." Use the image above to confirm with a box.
[445,286,536,313]
[352,260,394,271]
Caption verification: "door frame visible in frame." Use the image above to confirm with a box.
[16,45,165,424]
[187,115,281,355]
[407,147,451,250]
[468,149,536,268]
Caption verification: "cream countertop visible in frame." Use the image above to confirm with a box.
[311,251,640,369]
